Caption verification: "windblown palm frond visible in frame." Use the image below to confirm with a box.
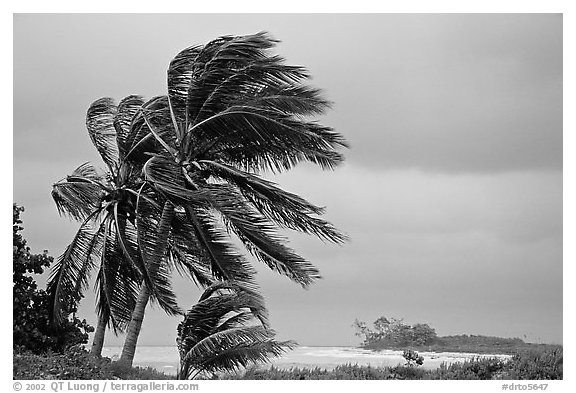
[51,163,108,221]
[176,281,295,379]
[127,32,348,291]
[114,95,146,160]
[50,95,188,330]
[47,212,103,324]
[86,98,120,174]
[94,222,141,332]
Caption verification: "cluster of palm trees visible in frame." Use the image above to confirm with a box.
[48,32,347,377]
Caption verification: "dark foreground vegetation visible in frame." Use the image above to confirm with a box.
[13,347,171,380]
[15,345,562,380]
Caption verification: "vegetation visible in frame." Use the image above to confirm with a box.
[116,31,347,366]
[402,350,424,367]
[47,31,347,368]
[13,346,171,380]
[354,316,557,355]
[177,281,294,379]
[354,316,438,348]
[218,347,562,380]
[16,346,561,380]
[13,204,94,354]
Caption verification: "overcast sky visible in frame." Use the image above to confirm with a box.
[13,13,562,346]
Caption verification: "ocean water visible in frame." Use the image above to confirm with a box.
[101,346,511,376]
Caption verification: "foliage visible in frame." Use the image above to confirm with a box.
[116,31,349,294]
[13,347,171,380]
[354,316,437,348]
[504,347,563,380]
[13,345,562,380]
[13,204,94,354]
[402,350,424,367]
[177,281,295,379]
[108,361,173,380]
[219,347,562,380]
[354,316,552,356]
[52,31,348,366]
[432,357,507,380]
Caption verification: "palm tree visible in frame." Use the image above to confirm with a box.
[118,31,348,366]
[49,97,214,355]
[176,281,294,379]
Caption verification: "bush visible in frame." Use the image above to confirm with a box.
[403,350,424,367]
[13,204,93,354]
[504,348,563,380]
[431,357,506,380]
[13,346,114,380]
[13,347,173,380]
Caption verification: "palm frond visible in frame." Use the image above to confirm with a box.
[167,45,203,137]
[192,61,323,126]
[141,154,202,204]
[177,281,292,379]
[180,326,294,379]
[47,211,103,325]
[135,197,181,316]
[187,107,347,171]
[94,220,141,333]
[51,163,108,221]
[124,96,177,165]
[203,185,321,287]
[197,280,268,327]
[115,95,146,160]
[183,205,256,287]
[199,160,347,243]
[185,32,277,116]
[169,213,215,288]
[86,97,119,172]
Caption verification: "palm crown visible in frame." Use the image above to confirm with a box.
[125,32,348,290]
[50,31,347,366]
[176,281,295,379]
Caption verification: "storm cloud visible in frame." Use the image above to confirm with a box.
[13,13,562,346]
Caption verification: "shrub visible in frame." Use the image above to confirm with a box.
[504,348,563,380]
[13,346,173,380]
[13,204,94,354]
[432,357,506,380]
[13,346,114,380]
[403,350,424,367]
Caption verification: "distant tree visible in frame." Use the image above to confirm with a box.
[13,204,93,354]
[411,323,438,345]
[354,315,437,348]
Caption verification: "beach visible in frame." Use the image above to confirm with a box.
[101,346,512,376]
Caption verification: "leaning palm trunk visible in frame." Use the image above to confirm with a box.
[118,202,175,367]
[90,314,107,356]
[118,286,150,365]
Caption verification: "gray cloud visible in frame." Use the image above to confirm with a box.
[14,14,562,174]
[13,14,562,346]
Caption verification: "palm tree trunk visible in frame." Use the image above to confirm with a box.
[118,201,174,367]
[118,285,150,366]
[90,313,107,356]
